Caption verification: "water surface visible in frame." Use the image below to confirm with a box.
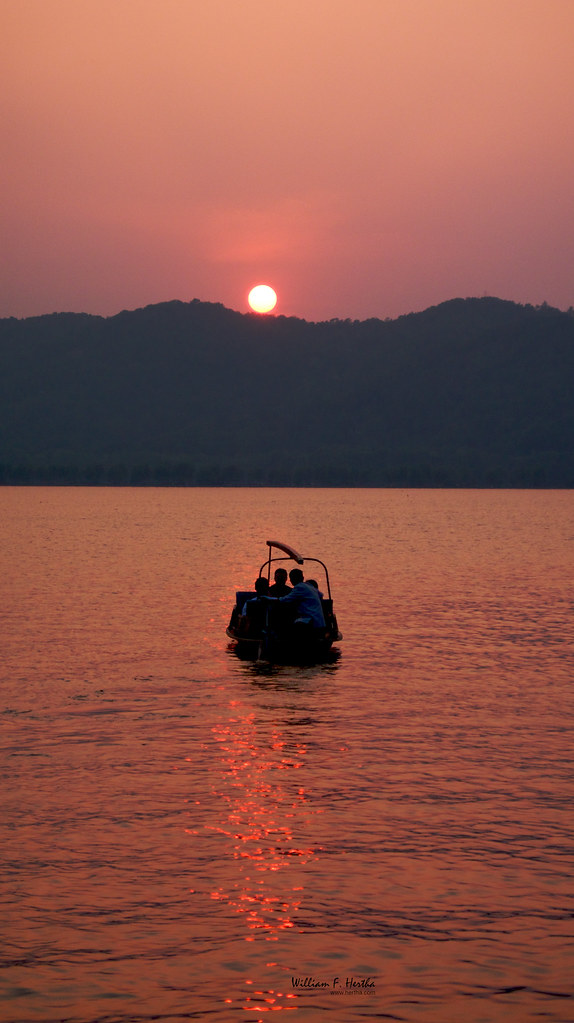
[1,487,573,1022]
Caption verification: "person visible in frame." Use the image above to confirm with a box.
[240,577,270,632]
[268,567,291,597]
[273,568,326,633]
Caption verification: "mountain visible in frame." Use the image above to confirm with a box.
[0,297,572,486]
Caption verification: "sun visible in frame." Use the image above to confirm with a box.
[248,284,277,314]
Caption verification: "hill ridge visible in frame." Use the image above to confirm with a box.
[1,296,572,487]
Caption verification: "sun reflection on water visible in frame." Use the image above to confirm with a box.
[184,698,328,1016]
[205,703,322,943]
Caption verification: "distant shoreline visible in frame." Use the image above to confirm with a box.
[1,481,572,491]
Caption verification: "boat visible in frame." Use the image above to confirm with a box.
[226,540,343,663]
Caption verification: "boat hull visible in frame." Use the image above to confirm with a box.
[226,624,341,664]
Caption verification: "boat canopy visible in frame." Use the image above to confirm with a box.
[262,540,333,599]
[266,540,304,564]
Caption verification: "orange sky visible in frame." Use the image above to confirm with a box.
[2,0,573,321]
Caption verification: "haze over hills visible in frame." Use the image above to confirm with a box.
[0,297,572,487]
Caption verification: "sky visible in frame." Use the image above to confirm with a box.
[2,0,573,322]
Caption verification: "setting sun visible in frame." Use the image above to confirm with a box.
[248,285,277,314]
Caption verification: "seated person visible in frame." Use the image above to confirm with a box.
[270,568,326,636]
[269,567,291,597]
[240,577,270,632]
[305,578,323,597]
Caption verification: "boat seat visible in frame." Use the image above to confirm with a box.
[236,590,256,611]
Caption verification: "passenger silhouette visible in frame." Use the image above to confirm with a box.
[268,567,291,597]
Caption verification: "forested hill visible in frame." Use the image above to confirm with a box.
[1,296,573,487]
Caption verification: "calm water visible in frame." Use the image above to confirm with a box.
[1,487,573,1023]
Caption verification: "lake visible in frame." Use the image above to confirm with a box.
[1,487,573,1023]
